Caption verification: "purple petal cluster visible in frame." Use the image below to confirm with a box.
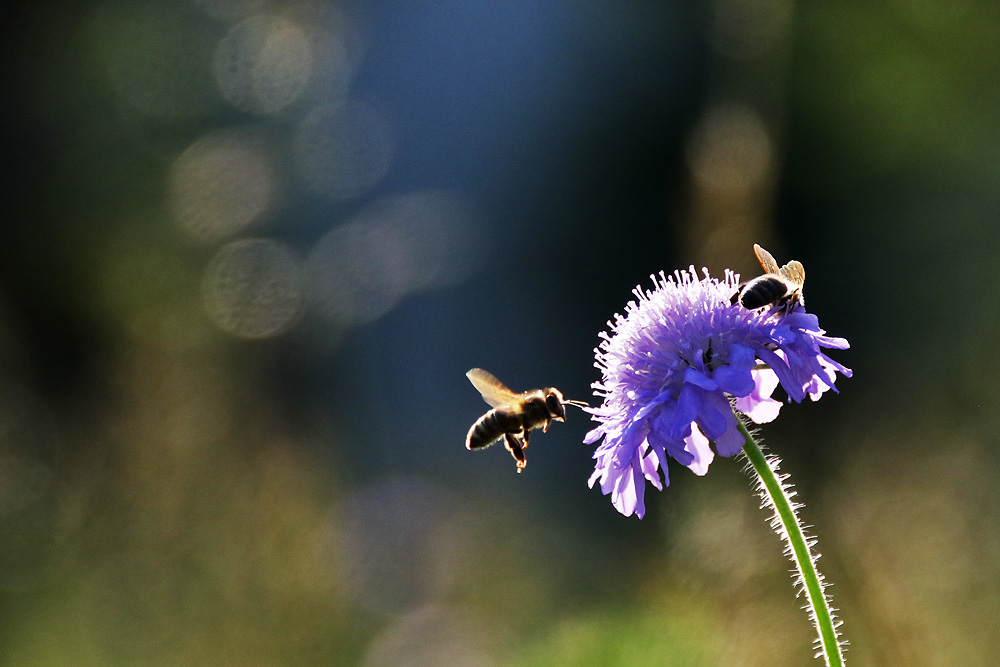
[586,267,850,518]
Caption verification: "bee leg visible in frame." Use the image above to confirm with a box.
[504,433,527,473]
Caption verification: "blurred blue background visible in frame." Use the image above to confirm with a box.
[2,0,999,664]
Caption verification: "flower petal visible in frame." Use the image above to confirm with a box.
[734,367,782,424]
[713,365,755,397]
[713,416,746,457]
[612,461,644,518]
[683,424,714,476]
[640,446,663,491]
[694,389,730,440]
[684,367,718,391]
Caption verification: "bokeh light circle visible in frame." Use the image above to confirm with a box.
[202,239,302,338]
[306,191,483,328]
[170,130,275,243]
[214,15,313,115]
[293,101,394,200]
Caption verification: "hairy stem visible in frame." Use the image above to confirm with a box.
[738,420,845,666]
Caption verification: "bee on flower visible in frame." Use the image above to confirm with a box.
[586,259,850,518]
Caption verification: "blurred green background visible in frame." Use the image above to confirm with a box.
[2,0,1000,665]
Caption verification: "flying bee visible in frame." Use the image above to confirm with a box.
[732,243,805,311]
[465,368,587,473]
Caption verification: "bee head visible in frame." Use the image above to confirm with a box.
[544,389,568,421]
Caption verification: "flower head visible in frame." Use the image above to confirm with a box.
[586,266,850,518]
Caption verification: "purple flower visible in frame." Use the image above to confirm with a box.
[586,267,850,518]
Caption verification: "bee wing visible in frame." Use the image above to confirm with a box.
[466,368,519,408]
[780,260,805,288]
[753,244,780,275]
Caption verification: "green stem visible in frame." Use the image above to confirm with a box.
[738,420,845,666]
